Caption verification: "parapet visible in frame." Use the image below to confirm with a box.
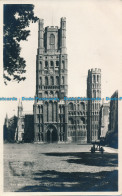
[45,26,59,31]
[61,17,66,20]
[88,68,101,74]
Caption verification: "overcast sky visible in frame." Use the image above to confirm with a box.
[0,0,122,120]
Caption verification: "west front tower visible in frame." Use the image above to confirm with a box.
[33,18,68,143]
[87,68,101,142]
[36,18,68,99]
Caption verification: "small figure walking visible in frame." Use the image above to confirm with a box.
[91,144,95,153]
[100,147,104,154]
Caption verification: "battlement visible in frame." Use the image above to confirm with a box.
[45,26,59,31]
[88,68,101,74]
[61,17,66,21]
[38,17,66,33]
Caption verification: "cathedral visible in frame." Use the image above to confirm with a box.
[33,17,101,144]
[4,17,102,144]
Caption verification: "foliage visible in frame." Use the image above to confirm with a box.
[4,4,38,84]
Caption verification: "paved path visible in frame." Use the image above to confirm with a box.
[103,146,118,153]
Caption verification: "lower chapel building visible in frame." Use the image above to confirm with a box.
[4,17,117,144]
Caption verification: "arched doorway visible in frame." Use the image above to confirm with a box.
[52,129,58,142]
[47,130,50,143]
[46,125,58,143]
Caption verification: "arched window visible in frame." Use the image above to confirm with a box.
[38,105,40,113]
[45,77,48,85]
[68,103,73,110]
[50,34,55,49]
[40,77,42,86]
[49,102,53,121]
[56,61,59,66]
[74,104,76,110]
[39,61,42,70]
[54,102,57,121]
[62,76,64,84]
[45,61,48,69]
[62,60,65,69]
[93,75,96,83]
[77,104,79,110]
[79,102,85,111]
[44,102,48,121]
[40,116,43,123]
[50,76,54,85]
[97,90,99,97]
[50,61,54,67]
[97,75,99,82]
[50,34,55,45]
[80,117,85,125]
[93,90,96,98]
[40,106,43,113]
[56,76,59,85]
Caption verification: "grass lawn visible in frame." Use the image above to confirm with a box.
[4,143,118,192]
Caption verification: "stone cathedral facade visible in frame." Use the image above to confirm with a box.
[33,17,101,144]
[4,17,102,144]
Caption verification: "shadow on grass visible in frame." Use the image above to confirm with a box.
[9,152,118,192]
[42,152,118,167]
[17,169,118,192]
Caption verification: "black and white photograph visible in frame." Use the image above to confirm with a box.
[0,0,122,194]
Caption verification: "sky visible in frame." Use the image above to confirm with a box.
[0,0,122,121]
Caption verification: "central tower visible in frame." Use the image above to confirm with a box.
[36,17,68,100]
[34,18,68,143]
